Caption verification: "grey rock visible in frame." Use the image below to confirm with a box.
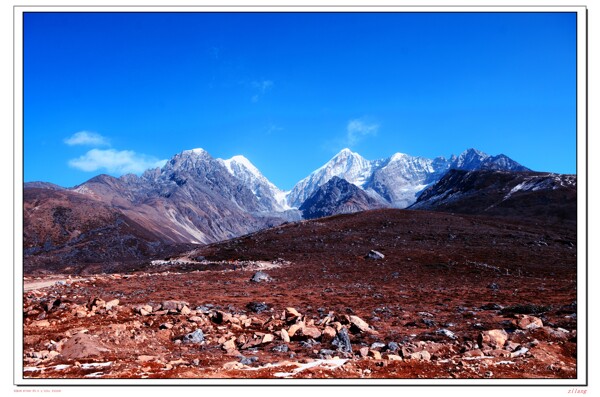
[365,250,385,260]
[195,304,214,313]
[436,328,457,340]
[182,329,204,344]
[239,356,258,365]
[250,271,272,283]
[332,328,352,353]
[370,342,386,350]
[386,341,400,352]
[299,339,320,348]
[271,344,289,353]
[319,349,336,356]
[246,301,270,313]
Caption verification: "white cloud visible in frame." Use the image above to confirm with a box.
[346,119,379,146]
[68,149,167,174]
[64,131,110,146]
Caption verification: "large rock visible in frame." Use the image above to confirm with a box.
[161,300,190,311]
[365,250,385,260]
[300,326,322,339]
[182,329,204,344]
[478,329,508,349]
[321,326,337,344]
[288,322,304,338]
[280,328,290,343]
[246,302,270,314]
[405,350,431,361]
[516,315,543,330]
[250,271,272,283]
[285,307,302,320]
[332,327,352,353]
[60,333,110,360]
[105,299,120,311]
[349,315,376,334]
[222,338,237,352]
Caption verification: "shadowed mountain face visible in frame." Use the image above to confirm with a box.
[23,187,195,274]
[409,169,577,223]
[299,176,386,219]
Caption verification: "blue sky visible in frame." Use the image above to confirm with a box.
[24,12,577,190]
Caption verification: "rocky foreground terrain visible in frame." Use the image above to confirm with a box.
[21,209,578,381]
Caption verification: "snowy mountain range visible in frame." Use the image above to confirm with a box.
[24,147,531,253]
[287,147,529,208]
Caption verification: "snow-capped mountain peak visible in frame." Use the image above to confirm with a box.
[287,148,374,208]
[288,147,529,209]
[221,155,263,180]
[217,154,291,211]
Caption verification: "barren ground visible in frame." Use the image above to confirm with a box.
[22,209,578,381]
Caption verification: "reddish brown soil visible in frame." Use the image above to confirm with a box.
[21,209,578,381]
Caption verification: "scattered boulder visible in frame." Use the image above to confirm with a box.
[222,338,237,352]
[288,322,304,338]
[538,326,570,340]
[222,361,244,370]
[180,306,192,316]
[386,341,399,352]
[246,302,270,314]
[332,327,352,353]
[161,300,190,311]
[365,250,385,260]
[370,342,386,350]
[239,356,258,366]
[478,329,508,349]
[135,304,153,316]
[349,315,376,334]
[285,307,302,320]
[272,344,289,353]
[87,297,105,311]
[405,350,431,361]
[105,299,119,311]
[385,354,403,361]
[60,333,110,360]
[515,315,543,330]
[321,326,336,344]
[32,320,50,328]
[261,334,274,344]
[300,326,322,339]
[359,347,369,357]
[250,271,272,283]
[182,329,204,344]
[435,329,457,340]
[462,349,485,358]
[280,328,290,343]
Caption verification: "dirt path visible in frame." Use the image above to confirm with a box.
[23,277,79,292]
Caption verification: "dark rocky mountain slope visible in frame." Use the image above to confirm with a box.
[299,176,385,219]
[409,169,577,223]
